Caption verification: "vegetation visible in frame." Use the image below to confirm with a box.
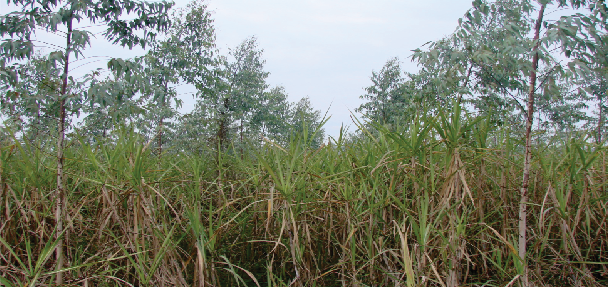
[0,0,607,286]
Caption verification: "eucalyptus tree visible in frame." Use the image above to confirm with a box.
[411,0,608,285]
[193,36,326,151]
[77,64,152,143]
[580,35,608,145]
[78,1,216,153]
[136,41,181,156]
[79,97,143,143]
[257,86,292,144]
[357,57,406,126]
[534,76,590,133]
[227,37,270,145]
[412,0,538,126]
[585,74,607,144]
[197,36,269,148]
[290,97,326,149]
[0,56,72,143]
[173,106,216,154]
[141,1,216,155]
[0,0,172,282]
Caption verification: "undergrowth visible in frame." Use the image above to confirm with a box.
[0,109,606,286]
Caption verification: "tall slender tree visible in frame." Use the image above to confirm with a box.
[197,37,269,148]
[290,96,326,148]
[258,86,292,143]
[357,57,407,126]
[142,1,216,155]
[0,0,172,283]
[411,0,608,285]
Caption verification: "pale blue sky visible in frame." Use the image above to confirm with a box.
[2,0,475,137]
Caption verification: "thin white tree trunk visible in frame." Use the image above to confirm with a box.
[55,16,73,285]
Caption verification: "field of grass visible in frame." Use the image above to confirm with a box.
[0,108,607,286]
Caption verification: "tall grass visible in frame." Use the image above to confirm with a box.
[0,107,606,286]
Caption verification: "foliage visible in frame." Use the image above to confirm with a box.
[0,105,606,285]
[357,57,406,125]
[401,0,607,134]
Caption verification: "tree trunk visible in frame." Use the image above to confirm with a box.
[1,154,5,228]
[240,120,244,156]
[158,87,166,158]
[519,4,545,287]
[597,96,603,145]
[55,16,73,285]
[219,97,230,149]
[158,116,164,152]
[457,64,473,105]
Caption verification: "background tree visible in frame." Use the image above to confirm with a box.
[0,56,74,143]
[585,74,607,144]
[225,37,270,146]
[357,57,406,126]
[290,96,326,148]
[412,0,540,129]
[581,34,608,145]
[77,66,148,142]
[79,1,216,154]
[356,57,432,129]
[195,36,269,149]
[143,1,216,155]
[258,86,292,144]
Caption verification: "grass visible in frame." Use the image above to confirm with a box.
[0,108,607,286]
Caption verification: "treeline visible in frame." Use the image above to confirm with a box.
[358,0,606,145]
[1,2,325,154]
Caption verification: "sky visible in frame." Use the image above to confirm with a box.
[201,0,473,137]
[1,0,475,137]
